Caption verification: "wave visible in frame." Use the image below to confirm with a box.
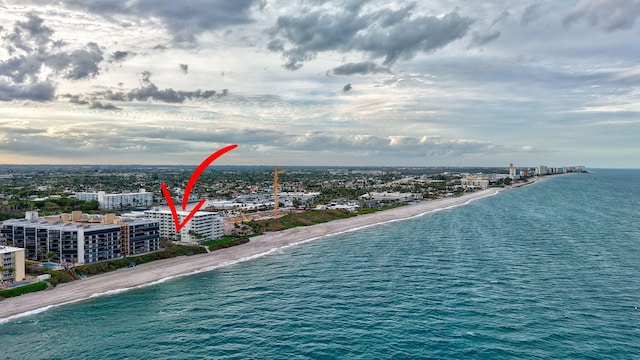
[0,189,502,324]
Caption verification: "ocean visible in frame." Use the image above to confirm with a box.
[1,169,639,359]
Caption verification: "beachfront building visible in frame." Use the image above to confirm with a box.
[0,211,161,265]
[535,165,549,176]
[0,245,25,283]
[135,209,223,244]
[460,176,490,190]
[74,189,153,209]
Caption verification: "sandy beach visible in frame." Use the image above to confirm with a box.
[0,187,503,323]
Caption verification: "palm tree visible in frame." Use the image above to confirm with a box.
[37,247,46,261]
[46,251,58,262]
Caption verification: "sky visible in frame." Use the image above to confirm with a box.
[0,0,639,168]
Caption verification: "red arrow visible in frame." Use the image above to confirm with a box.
[160,144,238,232]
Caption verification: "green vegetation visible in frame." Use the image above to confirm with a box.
[27,262,80,286]
[188,230,205,239]
[202,236,250,251]
[249,210,355,233]
[313,188,368,205]
[0,282,47,299]
[357,204,404,215]
[76,245,208,275]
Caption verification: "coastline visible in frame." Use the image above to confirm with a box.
[0,186,506,323]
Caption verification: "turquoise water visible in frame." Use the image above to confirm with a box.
[1,170,639,359]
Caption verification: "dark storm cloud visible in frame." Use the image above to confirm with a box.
[179,64,188,74]
[0,14,104,101]
[92,71,221,103]
[268,3,474,70]
[563,0,640,31]
[467,30,501,49]
[327,61,391,76]
[61,0,261,43]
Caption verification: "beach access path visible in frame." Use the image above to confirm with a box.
[0,187,504,323]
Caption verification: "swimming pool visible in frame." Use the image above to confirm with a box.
[8,282,31,289]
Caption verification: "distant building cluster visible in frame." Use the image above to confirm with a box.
[74,189,153,210]
[1,211,161,265]
[535,165,585,175]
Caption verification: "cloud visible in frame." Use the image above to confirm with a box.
[3,12,54,54]
[286,131,511,157]
[89,101,121,110]
[179,64,189,74]
[342,83,352,92]
[0,80,56,101]
[521,3,543,26]
[268,3,474,70]
[0,14,104,101]
[467,30,501,49]
[327,61,391,76]
[65,94,89,105]
[491,10,511,28]
[61,0,262,43]
[111,50,132,62]
[45,42,104,80]
[91,71,222,103]
[563,0,640,31]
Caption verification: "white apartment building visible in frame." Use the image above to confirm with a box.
[74,189,153,209]
[536,165,549,176]
[0,245,25,283]
[74,192,98,201]
[139,209,223,244]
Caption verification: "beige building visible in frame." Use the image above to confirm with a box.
[0,245,25,284]
[461,176,490,190]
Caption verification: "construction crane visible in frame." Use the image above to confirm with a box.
[271,167,285,218]
[234,212,250,225]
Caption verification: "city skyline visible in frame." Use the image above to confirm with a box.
[1,1,639,168]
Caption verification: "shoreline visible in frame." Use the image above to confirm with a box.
[0,185,516,323]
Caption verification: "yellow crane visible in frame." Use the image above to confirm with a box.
[234,212,250,225]
[271,167,285,217]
